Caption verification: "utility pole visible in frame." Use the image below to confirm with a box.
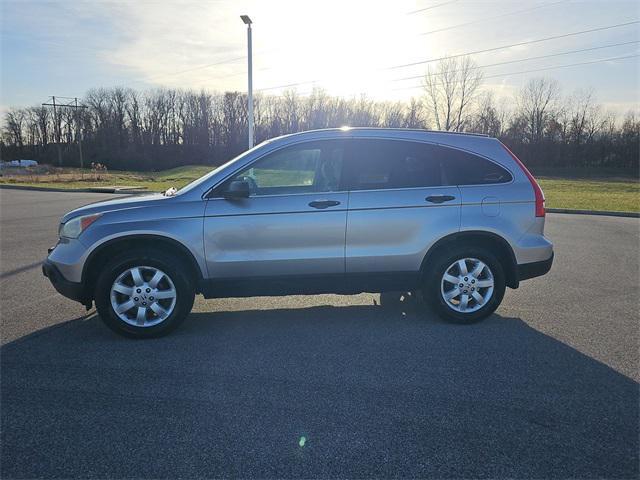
[240,15,254,149]
[42,96,87,168]
[45,96,62,166]
[74,98,84,169]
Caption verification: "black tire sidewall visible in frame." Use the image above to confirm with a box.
[425,247,506,324]
[94,249,195,338]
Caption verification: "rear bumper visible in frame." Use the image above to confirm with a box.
[42,260,88,304]
[517,252,554,281]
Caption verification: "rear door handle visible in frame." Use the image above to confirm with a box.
[426,195,456,204]
[309,200,341,209]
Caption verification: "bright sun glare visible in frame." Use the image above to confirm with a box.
[241,1,436,98]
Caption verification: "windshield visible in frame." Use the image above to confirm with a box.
[175,142,270,196]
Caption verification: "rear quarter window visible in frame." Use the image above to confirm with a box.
[440,147,512,186]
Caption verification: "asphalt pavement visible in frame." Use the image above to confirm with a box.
[1,189,638,479]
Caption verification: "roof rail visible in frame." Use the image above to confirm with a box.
[284,127,490,138]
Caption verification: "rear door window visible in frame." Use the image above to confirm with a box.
[440,147,512,185]
[344,139,443,191]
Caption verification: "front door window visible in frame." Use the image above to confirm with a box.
[227,140,344,196]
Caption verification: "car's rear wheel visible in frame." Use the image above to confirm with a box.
[94,249,195,338]
[425,247,505,323]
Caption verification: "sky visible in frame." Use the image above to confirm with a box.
[1,0,639,117]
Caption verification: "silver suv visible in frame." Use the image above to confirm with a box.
[43,128,553,337]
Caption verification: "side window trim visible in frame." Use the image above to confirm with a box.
[204,137,515,198]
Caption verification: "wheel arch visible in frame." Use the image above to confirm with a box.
[420,231,519,288]
[82,234,204,300]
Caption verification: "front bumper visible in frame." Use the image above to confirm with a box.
[42,260,88,305]
[517,252,554,281]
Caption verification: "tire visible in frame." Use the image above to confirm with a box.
[424,246,506,324]
[94,248,195,338]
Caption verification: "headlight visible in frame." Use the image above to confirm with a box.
[59,213,102,239]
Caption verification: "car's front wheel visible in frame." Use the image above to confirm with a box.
[425,247,506,323]
[94,249,195,338]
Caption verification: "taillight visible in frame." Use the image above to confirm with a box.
[501,143,545,217]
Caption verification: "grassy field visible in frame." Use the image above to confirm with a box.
[539,178,639,213]
[0,165,213,193]
[1,165,638,212]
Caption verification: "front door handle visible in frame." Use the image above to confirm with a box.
[426,195,456,204]
[309,200,341,209]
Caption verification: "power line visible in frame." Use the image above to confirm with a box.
[482,53,639,80]
[407,0,458,15]
[257,80,317,92]
[393,40,640,81]
[275,52,639,96]
[45,96,80,104]
[255,22,639,93]
[4,31,249,88]
[394,53,640,91]
[208,66,272,81]
[421,0,565,35]
[2,31,110,56]
[123,46,285,87]
[389,19,640,69]
[126,55,246,86]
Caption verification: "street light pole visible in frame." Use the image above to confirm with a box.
[241,15,254,149]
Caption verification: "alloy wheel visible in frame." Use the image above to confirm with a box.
[110,266,177,327]
[440,257,494,313]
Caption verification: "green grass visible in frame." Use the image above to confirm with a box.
[0,165,213,192]
[538,177,639,213]
[1,165,638,212]
[149,165,213,183]
[252,168,315,187]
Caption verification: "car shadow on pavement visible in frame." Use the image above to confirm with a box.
[2,303,638,479]
[0,261,44,280]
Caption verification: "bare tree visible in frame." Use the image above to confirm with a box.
[619,111,640,170]
[422,56,483,132]
[126,89,142,146]
[404,97,426,129]
[33,106,50,147]
[515,78,560,144]
[1,81,638,175]
[380,101,405,128]
[3,109,26,147]
[567,89,603,146]
[472,92,507,137]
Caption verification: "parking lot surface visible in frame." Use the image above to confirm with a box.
[1,189,638,478]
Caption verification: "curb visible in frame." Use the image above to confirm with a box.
[547,208,639,218]
[0,184,149,195]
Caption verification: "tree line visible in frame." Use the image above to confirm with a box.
[2,56,638,175]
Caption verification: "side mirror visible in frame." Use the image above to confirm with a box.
[223,180,251,199]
